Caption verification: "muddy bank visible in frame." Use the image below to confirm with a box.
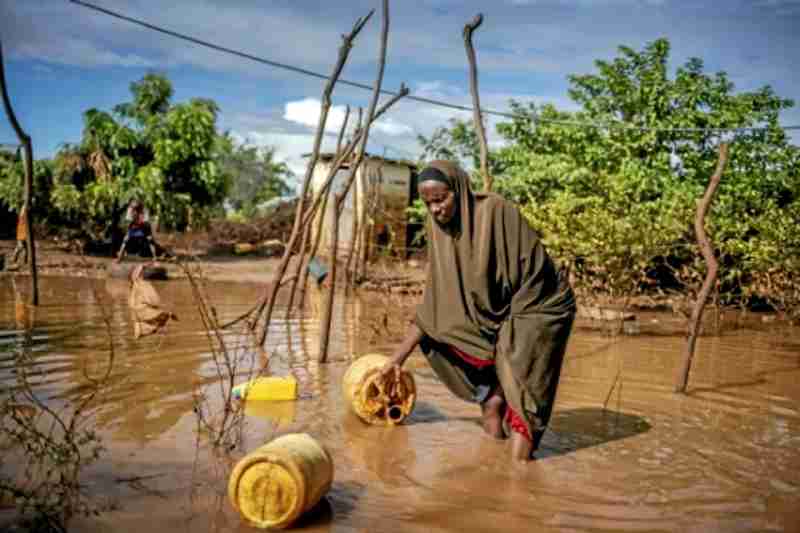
[1,275,799,532]
[0,238,429,287]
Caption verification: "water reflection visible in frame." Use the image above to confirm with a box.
[539,407,651,458]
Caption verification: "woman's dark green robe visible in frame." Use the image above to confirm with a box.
[414,160,577,447]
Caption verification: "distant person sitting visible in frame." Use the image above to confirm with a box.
[115,201,159,263]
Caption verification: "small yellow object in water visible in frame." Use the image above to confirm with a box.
[234,242,257,255]
[232,376,298,402]
[228,433,333,529]
[342,353,416,425]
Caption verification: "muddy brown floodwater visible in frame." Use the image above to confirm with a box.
[1,274,799,532]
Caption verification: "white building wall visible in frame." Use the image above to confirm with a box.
[310,157,412,261]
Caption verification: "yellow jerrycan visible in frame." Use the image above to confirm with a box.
[232,376,298,402]
[228,433,333,529]
[342,353,416,425]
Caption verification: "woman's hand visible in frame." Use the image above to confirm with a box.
[380,356,405,381]
[380,322,425,381]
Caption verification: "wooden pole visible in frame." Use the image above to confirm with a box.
[463,14,491,192]
[674,143,729,393]
[343,170,360,289]
[0,41,38,305]
[318,192,342,363]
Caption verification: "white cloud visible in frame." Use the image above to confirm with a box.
[283,98,349,134]
[229,83,582,188]
[372,117,414,136]
[283,98,413,136]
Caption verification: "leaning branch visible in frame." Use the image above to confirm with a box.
[463,14,491,192]
[674,143,729,393]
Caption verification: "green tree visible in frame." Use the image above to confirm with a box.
[0,148,53,213]
[417,117,503,185]
[45,73,229,238]
[420,38,800,307]
[215,133,293,217]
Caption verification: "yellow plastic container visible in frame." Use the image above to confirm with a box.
[228,433,333,529]
[342,353,416,425]
[232,376,298,402]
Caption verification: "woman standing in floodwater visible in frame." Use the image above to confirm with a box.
[382,160,576,462]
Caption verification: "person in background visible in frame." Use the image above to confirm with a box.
[382,160,576,462]
[116,200,158,263]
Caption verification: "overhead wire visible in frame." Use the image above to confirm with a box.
[69,0,800,134]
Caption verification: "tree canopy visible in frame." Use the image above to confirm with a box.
[0,73,292,240]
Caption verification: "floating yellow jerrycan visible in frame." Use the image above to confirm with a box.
[232,376,298,402]
[228,433,333,529]
[342,353,416,425]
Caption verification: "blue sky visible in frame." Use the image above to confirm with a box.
[1,0,798,182]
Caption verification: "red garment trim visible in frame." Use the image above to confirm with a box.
[447,344,494,369]
[505,407,532,442]
[445,344,531,442]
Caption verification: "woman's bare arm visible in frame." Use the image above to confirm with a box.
[381,322,424,378]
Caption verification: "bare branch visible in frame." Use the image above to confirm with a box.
[674,143,729,393]
[463,13,491,192]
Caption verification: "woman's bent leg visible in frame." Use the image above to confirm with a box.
[480,384,506,440]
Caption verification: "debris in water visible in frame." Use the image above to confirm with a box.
[128,264,177,339]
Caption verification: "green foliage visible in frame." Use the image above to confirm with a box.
[417,118,502,186]
[405,197,429,246]
[215,133,293,218]
[420,38,800,308]
[0,156,54,214]
[0,73,233,238]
